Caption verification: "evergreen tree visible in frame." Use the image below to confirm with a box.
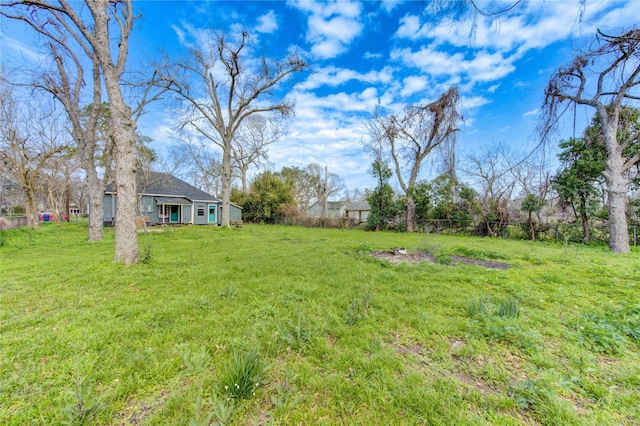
[366,160,397,231]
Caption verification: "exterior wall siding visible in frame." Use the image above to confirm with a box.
[193,202,208,225]
[182,205,192,224]
[103,194,116,224]
[229,204,242,222]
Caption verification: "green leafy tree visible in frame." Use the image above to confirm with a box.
[520,193,545,241]
[543,28,640,253]
[552,136,606,243]
[237,172,294,223]
[407,181,433,228]
[365,159,398,231]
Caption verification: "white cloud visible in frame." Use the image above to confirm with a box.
[395,15,426,40]
[462,96,490,110]
[400,75,427,97]
[298,65,394,90]
[523,108,539,117]
[380,0,401,14]
[289,0,363,59]
[391,45,516,86]
[2,36,44,63]
[396,1,638,55]
[364,51,383,60]
[486,83,501,93]
[256,10,278,34]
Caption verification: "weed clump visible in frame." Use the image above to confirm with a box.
[220,349,266,400]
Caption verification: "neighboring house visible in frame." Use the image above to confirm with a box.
[103,172,242,226]
[307,199,371,223]
[345,200,370,223]
[308,200,347,218]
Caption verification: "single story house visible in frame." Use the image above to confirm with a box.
[345,200,370,223]
[103,172,242,226]
[308,200,348,218]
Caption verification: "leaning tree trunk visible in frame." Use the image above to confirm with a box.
[580,210,591,244]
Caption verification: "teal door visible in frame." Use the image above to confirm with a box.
[170,205,179,222]
[208,205,217,223]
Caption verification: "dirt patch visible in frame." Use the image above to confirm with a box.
[370,249,509,270]
[0,217,15,230]
[114,390,170,425]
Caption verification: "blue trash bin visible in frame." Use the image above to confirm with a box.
[43,213,50,222]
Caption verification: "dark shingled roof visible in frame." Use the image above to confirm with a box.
[346,201,370,211]
[106,172,219,203]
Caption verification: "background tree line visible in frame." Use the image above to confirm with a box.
[1,1,638,255]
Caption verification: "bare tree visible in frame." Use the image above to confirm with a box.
[232,114,283,192]
[0,86,68,228]
[543,27,640,253]
[2,0,141,263]
[157,31,307,227]
[505,150,552,224]
[169,136,223,196]
[278,163,345,213]
[462,144,516,236]
[40,149,80,222]
[368,88,461,232]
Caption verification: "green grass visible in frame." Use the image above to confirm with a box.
[1,223,639,425]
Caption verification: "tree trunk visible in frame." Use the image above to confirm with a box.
[220,136,232,228]
[85,164,104,242]
[110,104,139,264]
[603,123,631,253]
[241,168,248,193]
[25,192,38,230]
[90,1,139,264]
[606,181,630,253]
[406,196,415,233]
[529,211,535,241]
[580,210,591,244]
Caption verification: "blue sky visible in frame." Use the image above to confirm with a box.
[2,0,638,194]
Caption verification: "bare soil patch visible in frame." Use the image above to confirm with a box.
[371,249,509,270]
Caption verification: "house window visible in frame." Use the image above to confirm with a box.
[197,207,205,216]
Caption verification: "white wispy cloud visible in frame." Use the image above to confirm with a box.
[289,0,363,59]
[390,45,516,86]
[391,1,639,98]
[400,75,428,97]
[2,36,44,63]
[461,96,490,110]
[523,108,539,117]
[298,65,394,90]
[256,10,278,34]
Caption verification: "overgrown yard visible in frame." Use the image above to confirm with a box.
[1,224,639,425]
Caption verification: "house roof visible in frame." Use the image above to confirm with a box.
[346,200,370,211]
[106,172,219,203]
[154,196,193,205]
[310,200,347,210]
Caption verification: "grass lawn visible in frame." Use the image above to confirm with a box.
[1,223,639,425]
